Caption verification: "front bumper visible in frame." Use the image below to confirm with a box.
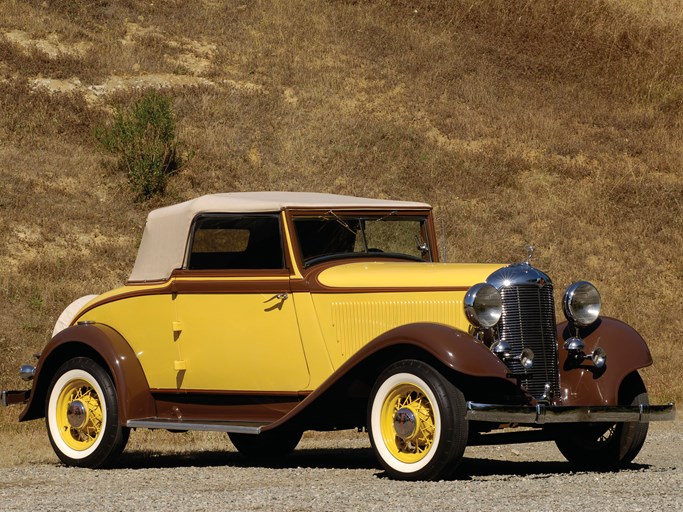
[466,401,676,424]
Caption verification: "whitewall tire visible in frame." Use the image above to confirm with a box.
[45,358,129,467]
[368,359,468,480]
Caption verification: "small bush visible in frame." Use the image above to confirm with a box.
[96,91,182,200]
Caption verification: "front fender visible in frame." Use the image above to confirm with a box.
[263,322,516,432]
[362,323,513,379]
[20,323,155,423]
[557,316,652,406]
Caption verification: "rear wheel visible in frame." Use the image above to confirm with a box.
[555,372,649,470]
[46,357,129,468]
[368,359,468,481]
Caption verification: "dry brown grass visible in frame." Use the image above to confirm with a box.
[1,0,681,449]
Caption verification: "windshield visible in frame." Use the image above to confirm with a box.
[293,212,431,267]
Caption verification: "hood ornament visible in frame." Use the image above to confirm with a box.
[524,244,534,265]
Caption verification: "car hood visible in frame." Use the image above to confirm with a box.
[315,261,505,290]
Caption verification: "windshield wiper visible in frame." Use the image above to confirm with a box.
[325,210,357,235]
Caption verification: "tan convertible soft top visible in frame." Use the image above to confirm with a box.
[128,192,431,282]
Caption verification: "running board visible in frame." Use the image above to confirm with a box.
[126,418,267,434]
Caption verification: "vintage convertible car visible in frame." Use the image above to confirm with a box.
[2,192,675,480]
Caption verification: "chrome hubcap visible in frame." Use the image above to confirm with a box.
[393,407,417,439]
[66,400,87,428]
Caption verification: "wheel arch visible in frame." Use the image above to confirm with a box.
[20,323,155,423]
[557,317,653,406]
[618,370,647,403]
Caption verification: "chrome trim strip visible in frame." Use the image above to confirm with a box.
[126,419,264,434]
[466,402,676,424]
[1,390,7,408]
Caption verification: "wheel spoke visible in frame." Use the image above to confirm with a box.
[82,386,103,440]
[56,379,105,449]
[384,384,436,457]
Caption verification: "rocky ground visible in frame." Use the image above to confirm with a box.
[0,421,680,511]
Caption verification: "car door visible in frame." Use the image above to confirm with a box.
[171,213,310,391]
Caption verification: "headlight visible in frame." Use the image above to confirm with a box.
[563,281,601,326]
[464,283,502,329]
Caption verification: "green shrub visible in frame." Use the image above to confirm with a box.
[96,91,181,200]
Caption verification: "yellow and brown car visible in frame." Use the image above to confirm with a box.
[2,192,676,480]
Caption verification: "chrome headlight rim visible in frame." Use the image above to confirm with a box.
[464,283,502,329]
[563,281,601,327]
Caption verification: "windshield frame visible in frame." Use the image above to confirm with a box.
[286,208,436,270]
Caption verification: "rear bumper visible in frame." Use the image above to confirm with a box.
[466,401,676,424]
[1,390,30,407]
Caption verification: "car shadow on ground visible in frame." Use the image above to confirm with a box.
[111,448,651,479]
[445,458,649,481]
[113,447,378,471]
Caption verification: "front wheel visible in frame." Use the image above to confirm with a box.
[554,372,649,470]
[46,357,129,468]
[368,359,468,481]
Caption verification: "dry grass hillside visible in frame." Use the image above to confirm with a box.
[1,0,681,443]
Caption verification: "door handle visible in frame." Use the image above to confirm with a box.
[264,292,289,311]
[265,293,289,304]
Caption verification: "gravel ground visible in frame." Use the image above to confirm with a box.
[0,422,680,512]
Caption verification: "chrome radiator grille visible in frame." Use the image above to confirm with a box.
[499,283,559,400]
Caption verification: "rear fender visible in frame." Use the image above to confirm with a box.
[557,317,652,406]
[20,323,155,423]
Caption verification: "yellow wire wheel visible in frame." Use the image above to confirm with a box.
[368,359,468,481]
[54,376,104,451]
[48,367,108,460]
[379,381,437,464]
[46,357,129,468]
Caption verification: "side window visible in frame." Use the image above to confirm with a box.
[187,215,285,270]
